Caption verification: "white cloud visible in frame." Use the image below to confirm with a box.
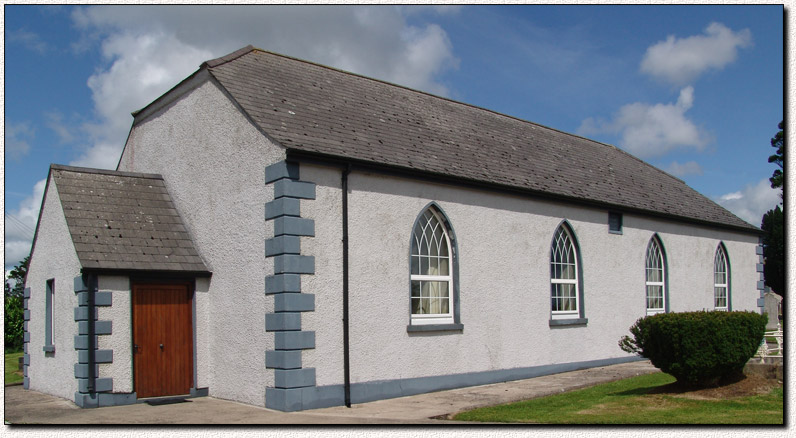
[8,29,49,54]
[45,111,77,144]
[714,178,781,227]
[640,22,752,86]
[665,161,703,178]
[5,179,47,270]
[65,5,459,169]
[577,86,711,158]
[5,122,34,161]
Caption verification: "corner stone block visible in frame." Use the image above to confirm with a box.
[274,368,316,389]
[265,161,300,184]
[78,378,113,393]
[757,281,766,290]
[266,387,303,412]
[756,246,764,255]
[23,310,30,321]
[78,320,112,335]
[757,297,766,307]
[74,335,99,350]
[266,235,302,257]
[77,292,112,307]
[23,332,30,343]
[273,217,315,237]
[74,307,99,321]
[74,363,100,379]
[79,349,113,364]
[266,313,301,332]
[273,255,315,275]
[74,276,88,293]
[274,179,316,200]
[265,197,301,220]
[266,274,301,294]
[23,287,31,298]
[23,378,30,390]
[274,293,315,313]
[756,263,765,273]
[266,350,303,369]
[274,331,315,350]
[74,392,98,408]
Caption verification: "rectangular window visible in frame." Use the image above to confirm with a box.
[44,279,55,352]
[608,212,623,234]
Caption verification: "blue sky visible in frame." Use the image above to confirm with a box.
[3,5,785,271]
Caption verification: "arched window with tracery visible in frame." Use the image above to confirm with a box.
[714,244,730,311]
[645,235,667,315]
[550,223,582,320]
[410,204,456,326]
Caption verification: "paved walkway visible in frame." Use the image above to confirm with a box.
[4,360,657,424]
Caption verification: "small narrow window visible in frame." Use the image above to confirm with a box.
[645,236,666,315]
[550,223,582,320]
[410,205,456,326]
[714,244,730,311]
[44,279,55,352]
[608,212,623,234]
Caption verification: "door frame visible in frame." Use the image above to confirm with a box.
[130,276,197,398]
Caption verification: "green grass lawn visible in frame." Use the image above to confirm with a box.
[5,351,24,385]
[453,372,783,424]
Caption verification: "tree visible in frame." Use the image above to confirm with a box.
[761,206,784,298]
[768,120,784,192]
[4,256,29,352]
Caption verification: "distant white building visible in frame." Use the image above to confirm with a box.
[24,46,765,411]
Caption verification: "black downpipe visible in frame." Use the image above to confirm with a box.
[342,165,352,408]
[87,274,97,395]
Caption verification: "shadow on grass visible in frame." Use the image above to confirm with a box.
[615,373,748,396]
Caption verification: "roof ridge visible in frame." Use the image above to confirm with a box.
[51,164,163,180]
[203,45,256,68]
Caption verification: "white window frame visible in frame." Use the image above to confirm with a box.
[410,207,454,325]
[714,245,729,311]
[550,224,579,320]
[645,237,665,315]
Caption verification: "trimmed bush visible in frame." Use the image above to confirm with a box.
[619,311,766,386]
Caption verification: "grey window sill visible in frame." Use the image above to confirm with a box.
[42,345,55,353]
[549,318,588,327]
[407,323,464,333]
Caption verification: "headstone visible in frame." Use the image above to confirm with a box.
[763,292,783,330]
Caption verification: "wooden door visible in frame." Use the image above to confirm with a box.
[132,283,193,398]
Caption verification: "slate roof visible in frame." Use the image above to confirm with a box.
[198,46,754,232]
[50,165,209,274]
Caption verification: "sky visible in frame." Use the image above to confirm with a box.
[3,5,786,272]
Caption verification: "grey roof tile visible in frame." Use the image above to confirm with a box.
[205,47,757,232]
[52,165,209,273]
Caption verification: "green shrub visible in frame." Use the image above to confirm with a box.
[4,295,24,352]
[619,311,766,386]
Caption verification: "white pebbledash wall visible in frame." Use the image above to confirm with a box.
[299,165,760,388]
[118,72,286,406]
[25,177,82,401]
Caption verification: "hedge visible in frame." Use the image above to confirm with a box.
[619,311,766,386]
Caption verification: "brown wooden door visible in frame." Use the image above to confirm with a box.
[132,283,193,398]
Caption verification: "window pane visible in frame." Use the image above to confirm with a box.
[438,257,449,275]
[411,256,419,275]
[411,281,420,298]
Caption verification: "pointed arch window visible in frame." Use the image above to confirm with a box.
[645,236,666,315]
[714,244,730,311]
[550,223,582,321]
[410,205,458,327]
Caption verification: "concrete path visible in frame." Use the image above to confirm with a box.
[4,360,657,424]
